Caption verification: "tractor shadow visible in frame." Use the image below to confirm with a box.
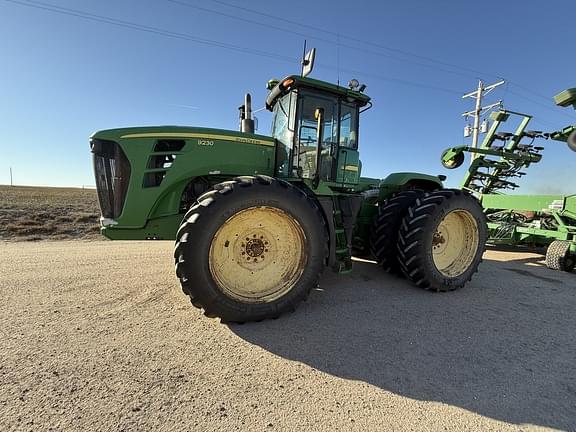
[230,254,576,430]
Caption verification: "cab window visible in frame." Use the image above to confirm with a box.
[271,92,296,176]
[294,92,337,179]
[339,103,359,149]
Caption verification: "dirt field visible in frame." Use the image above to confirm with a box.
[0,241,575,431]
[0,186,100,241]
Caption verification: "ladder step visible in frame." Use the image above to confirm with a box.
[335,247,349,255]
[335,228,345,234]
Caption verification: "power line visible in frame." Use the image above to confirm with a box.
[5,0,568,109]
[204,0,576,111]
[205,0,503,81]
[3,0,297,63]
[320,64,463,95]
[171,0,575,105]
[164,0,485,81]
[166,0,327,44]
[509,82,560,104]
[530,117,561,130]
[2,0,465,95]
[507,89,575,122]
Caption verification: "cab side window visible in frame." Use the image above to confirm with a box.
[339,103,359,149]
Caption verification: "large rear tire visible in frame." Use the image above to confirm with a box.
[174,175,327,323]
[397,189,487,291]
[545,240,575,272]
[370,190,425,274]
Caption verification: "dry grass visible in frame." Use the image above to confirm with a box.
[0,185,101,241]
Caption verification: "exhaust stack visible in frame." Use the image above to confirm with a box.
[239,93,255,134]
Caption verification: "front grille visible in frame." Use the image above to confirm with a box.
[91,139,131,219]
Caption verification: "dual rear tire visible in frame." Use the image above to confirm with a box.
[371,189,487,291]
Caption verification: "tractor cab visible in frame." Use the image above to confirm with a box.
[265,75,371,187]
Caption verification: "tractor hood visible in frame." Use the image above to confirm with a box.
[90,126,276,239]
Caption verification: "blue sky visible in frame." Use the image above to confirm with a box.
[0,0,574,192]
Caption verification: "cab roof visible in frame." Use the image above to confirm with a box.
[266,75,371,111]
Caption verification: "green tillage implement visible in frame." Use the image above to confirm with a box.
[441,88,576,273]
[91,51,488,322]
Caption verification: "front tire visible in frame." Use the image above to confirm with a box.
[397,189,487,291]
[174,175,327,323]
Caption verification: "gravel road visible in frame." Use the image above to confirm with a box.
[0,241,575,431]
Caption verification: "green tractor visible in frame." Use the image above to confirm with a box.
[91,50,487,322]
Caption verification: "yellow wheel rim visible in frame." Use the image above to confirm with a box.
[208,206,307,303]
[432,209,479,278]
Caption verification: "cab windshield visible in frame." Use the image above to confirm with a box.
[271,88,359,179]
[294,90,359,180]
[271,92,296,176]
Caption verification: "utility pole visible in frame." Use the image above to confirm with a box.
[10,167,13,186]
[462,79,506,162]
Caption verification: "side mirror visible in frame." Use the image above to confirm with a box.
[302,48,316,78]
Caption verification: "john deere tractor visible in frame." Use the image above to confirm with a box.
[91,50,487,322]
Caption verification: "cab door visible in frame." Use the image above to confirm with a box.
[293,91,338,181]
[335,102,361,184]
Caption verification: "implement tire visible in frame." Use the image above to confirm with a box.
[174,175,327,323]
[397,189,487,291]
[370,190,425,274]
[545,240,575,272]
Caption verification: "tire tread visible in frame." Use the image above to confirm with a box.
[396,188,487,291]
[370,190,425,274]
[174,175,328,323]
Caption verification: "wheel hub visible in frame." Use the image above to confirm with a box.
[432,230,448,253]
[244,236,268,259]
